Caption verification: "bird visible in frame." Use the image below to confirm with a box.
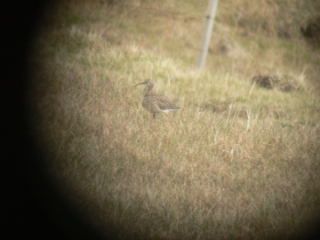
[135,79,180,119]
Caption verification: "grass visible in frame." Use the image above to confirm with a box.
[29,0,320,239]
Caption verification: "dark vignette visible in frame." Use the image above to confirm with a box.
[0,1,106,239]
[1,1,320,240]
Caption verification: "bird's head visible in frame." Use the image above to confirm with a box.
[134,79,154,88]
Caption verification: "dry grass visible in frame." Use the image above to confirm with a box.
[29,0,320,239]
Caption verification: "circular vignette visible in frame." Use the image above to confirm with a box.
[1,1,107,239]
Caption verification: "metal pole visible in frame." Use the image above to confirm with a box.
[196,0,219,70]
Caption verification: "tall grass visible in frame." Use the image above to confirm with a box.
[30,0,320,239]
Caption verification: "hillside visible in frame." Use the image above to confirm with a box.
[29,0,320,239]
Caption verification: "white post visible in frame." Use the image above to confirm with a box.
[196,0,219,70]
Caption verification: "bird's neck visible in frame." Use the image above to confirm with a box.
[143,85,153,96]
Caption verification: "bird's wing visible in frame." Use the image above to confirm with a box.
[154,93,180,110]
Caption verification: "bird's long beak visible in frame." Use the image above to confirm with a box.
[134,81,148,87]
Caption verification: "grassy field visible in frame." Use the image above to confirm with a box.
[29,0,320,239]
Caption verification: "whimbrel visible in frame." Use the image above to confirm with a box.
[135,79,180,119]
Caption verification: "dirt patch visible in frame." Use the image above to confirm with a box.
[301,16,320,48]
[251,74,299,92]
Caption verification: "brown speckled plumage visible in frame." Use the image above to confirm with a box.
[135,79,180,119]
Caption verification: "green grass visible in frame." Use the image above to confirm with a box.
[29,0,320,239]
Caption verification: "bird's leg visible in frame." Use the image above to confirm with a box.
[153,113,156,119]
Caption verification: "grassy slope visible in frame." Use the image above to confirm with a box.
[30,0,320,239]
